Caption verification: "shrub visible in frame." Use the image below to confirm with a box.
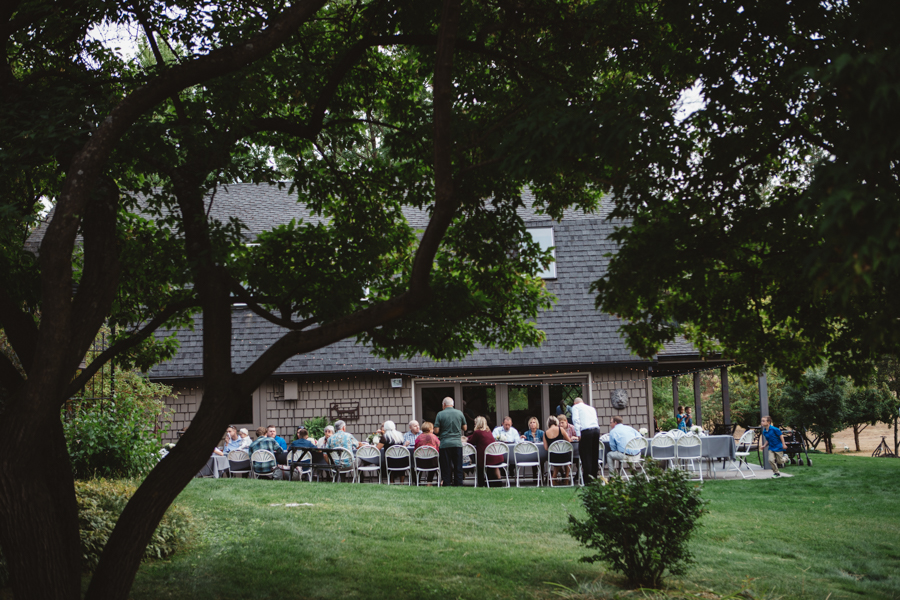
[76,479,193,571]
[567,460,706,588]
[64,370,172,479]
[303,415,334,439]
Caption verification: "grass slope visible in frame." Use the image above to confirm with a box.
[130,455,900,600]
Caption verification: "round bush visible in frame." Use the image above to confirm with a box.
[567,460,706,587]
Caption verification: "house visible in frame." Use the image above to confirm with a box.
[148,183,729,441]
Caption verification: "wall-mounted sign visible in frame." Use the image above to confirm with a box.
[390,378,402,388]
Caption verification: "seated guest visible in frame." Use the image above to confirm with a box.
[557,415,577,441]
[249,426,287,475]
[523,417,544,443]
[543,416,572,483]
[289,428,317,451]
[492,417,520,443]
[378,420,406,482]
[606,416,643,470]
[237,428,252,450]
[466,416,498,487]
[326,420,360,471]
[414,421,441,485]
[214,426,240,455]
[402,420,421,447]
[266,425,288,452]
[317,425,334,448]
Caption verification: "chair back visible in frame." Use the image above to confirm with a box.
[250,449,276,475]
[463,443,477,466]
[736,429,755,452]
[675,434,702,458]
[386,445,411,470]
[514,441,540,464]
[625,436,647,453]
[333,448,355,471]
[485,442,510,465]
[712,423,738,436]
[547,440,573,466]
[413,445,440,470]
[670,429,686,440]
[227,450,251,473]
[286,449,310,464]
[650,434,675,459]
[599,433,610,442]
[356,444,381,465]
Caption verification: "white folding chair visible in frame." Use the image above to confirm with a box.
[462,443,478,487]
[413,445,440,486]
[250,450,277,480]
[621,436,649,481]
[356,445,382,484]
[484,442,510,488]
[226,450,251,478]
[285,449,312,482]
[650,434,677,470]
[670,429,686,440]
[547,440,574,487]
[675,434,703,481]
[731,430,757,479]
[514,441,542,487]
[385,445,411,485]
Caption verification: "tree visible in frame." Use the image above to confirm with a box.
[592,0,900,383]
[874,356,900,454]
[0,2,696,598]
[844,382,896,452]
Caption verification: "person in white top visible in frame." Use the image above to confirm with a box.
[570,397,601,483]
[492,417,520,443]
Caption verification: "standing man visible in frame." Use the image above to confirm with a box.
[571,397,600,483]
[433,397,467,486]
[760,415,787,477]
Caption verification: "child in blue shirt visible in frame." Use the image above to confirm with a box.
[760,416,787,477]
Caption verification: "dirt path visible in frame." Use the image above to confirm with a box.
[733,421,898,456]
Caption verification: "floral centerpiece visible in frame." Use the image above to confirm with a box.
[366,433,381,446]
[638,427,649,437]
[690,425,703,435]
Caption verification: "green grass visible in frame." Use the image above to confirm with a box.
[130,455,900,600]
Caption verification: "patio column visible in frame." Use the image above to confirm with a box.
[672,376,679,419]
[693,371,702,428]
[759,369,770,469]
[721,367,731,425]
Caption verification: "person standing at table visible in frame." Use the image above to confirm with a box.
[684,407,694,430]
[570,397,600,483]
[434,397,467,486]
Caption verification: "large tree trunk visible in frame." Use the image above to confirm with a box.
[0,390,81,600]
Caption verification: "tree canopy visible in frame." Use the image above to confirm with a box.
[0,1,696,599]
[592,0,900,382]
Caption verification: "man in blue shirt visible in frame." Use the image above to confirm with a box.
[760,416,787,477]
[606,416,643,471]
[266,426,288,452]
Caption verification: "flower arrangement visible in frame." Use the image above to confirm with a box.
[690,425,702,434]
[638,427,649,437]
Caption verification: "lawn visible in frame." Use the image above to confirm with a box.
[129,454,900,600]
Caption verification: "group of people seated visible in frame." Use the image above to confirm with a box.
[214,412,647,484]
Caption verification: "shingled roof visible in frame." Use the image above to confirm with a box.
[143,183,696,380]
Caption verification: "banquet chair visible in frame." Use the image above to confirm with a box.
[413,445,440,486]
[355,445,382,484]
[484,442,511,488]
[514,441,542,487]
[547,440,574,487]
[675,434,703,481]
[385,445,411,485]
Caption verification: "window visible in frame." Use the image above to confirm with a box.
[525,227,556,279]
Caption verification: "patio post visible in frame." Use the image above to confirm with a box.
[693,371,702,429]
[759,369,770,469]
[672,376,679,420]
[721,367,731,425]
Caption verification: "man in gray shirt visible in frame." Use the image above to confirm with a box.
[433,397,467,486]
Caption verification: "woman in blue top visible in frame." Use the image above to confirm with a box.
[677,407,687,432]
[523,417,544,443]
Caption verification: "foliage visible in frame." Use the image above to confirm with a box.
[76,479,193,571]
[593,0,900,384]
[567,461,706,587]
[64,370,172,479]
[302,416,333,440]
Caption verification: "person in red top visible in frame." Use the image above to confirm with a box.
[414,422,441,484]
[466,416,497,487]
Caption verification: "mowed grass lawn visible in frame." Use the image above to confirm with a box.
[131,454,900,600]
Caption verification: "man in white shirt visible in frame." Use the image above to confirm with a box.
[606,415,643,471]
[570,397,601,483]
[492,417,520,443]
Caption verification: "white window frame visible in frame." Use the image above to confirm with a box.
[525,227,557,279]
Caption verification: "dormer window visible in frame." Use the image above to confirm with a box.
[525,227,556,279]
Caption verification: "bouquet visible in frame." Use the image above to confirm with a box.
[638,427,648,437]
[690,425,702,434]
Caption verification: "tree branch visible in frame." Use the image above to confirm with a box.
[229,281,318,331]
[61,297,198,401]
[0,289,38,373]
